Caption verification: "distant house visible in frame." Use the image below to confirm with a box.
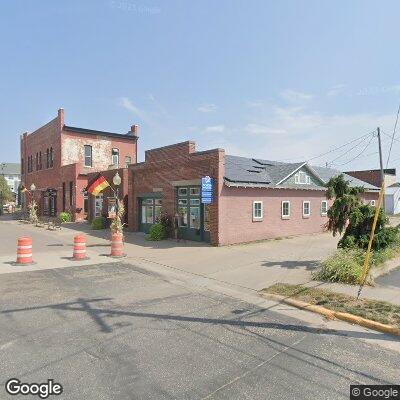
[1,162,21,201]
[345,168,399,215]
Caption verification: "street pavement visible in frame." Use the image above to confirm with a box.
[376,266,400,288]
[0,261,399,400]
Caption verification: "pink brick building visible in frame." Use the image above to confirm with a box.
[120,141,379,246]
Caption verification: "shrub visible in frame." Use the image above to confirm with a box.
[92,216,106,230]
[312,248,366,285]
[157,213,173,238]
[59,212,72,223]
[148,223,166,241]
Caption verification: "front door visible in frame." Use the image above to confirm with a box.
[176,186,210,242]
[139,197,162,233]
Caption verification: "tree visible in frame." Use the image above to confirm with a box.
[0,176,14,202]
[325,174,364,236]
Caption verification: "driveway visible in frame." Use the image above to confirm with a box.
[0,262,398,400]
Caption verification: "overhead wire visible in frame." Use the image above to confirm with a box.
[385,103,400,168]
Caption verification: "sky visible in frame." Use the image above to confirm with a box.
[1,0,400,172]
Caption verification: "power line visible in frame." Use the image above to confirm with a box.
[326,134,372,166]
[385,103,400,168]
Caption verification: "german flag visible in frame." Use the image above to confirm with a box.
[87,175,110,196]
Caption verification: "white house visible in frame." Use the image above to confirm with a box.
[1,163,21,201]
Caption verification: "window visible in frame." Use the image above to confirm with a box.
[282,201,290,218]
[190,207,200,229]
[46,149,50,168]
[36,153,39,171]
[69,181,73,206]
[189,187,200,196]
[155,199,162,221]
[303,201,311,217]
[321,200,328,216]
[112,148,119,166]
[84,145,92,167]
[178,187,187,196]
[49,147,53,167]
[125,156,131,167]
[190,199,200,206]
[39,151,42,170]
[295,171,311,185]
[370,200,376,207]
[252,201,263,221]
[94,194,103,217]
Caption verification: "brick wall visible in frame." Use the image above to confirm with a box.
[128,141,224,245]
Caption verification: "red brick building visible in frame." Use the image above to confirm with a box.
[119,141,379,246]
[20,108,138,221]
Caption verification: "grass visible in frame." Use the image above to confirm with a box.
[262,283,400,328]
[312,241,400,285]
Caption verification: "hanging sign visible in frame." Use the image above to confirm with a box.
[201,176,214,204]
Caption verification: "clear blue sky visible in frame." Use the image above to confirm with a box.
[1,0,400,171]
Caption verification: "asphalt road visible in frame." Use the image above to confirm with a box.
[0,262,398,400]
[376,266,400,288]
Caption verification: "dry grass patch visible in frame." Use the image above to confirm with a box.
[261,283,400,328]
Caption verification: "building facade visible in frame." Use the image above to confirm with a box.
[1,163,21,201]
[93,140,378,246]
[20,108,138,220]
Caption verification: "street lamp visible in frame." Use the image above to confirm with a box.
[30,183,36,192]
[113,172,121,212]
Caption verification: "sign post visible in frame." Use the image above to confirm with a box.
[201,176,214,204]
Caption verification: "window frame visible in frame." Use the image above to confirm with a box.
[295,171,311,185]
[112,148,119,166]
[84,145,92,167]
[281,200,290,219]
[303,201,311,217]
[252,201,263,221]
[321,200,328,216]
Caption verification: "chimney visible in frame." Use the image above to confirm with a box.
[58,108,64,128]
[129,124,139,138]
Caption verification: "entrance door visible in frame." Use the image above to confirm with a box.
[139,197,162,233]
[176,186,210,242]
[94,194,103,218]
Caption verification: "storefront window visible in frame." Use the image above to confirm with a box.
[178,188,187,196]
[190,207,200,229]
[190,199,200,206]
[94,194,103,217]
[189,187,200,196]
[178,207,188,227]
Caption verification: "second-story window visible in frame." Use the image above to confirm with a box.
[125,156,131,167]
[84,145,92,167]
[35,153,39,171]
[46,148,50,168]
[39,151,42,170]
[112,148,119,166]
[50,147,53,167]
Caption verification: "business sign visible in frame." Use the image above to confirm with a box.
[201,176,214,204]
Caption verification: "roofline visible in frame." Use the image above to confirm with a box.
[63,125,137,140]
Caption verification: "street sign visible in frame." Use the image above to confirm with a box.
[201,176,214,204]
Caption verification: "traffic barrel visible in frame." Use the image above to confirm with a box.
[16,237,33,264]
[110,232,125,257]
[73,235,88,260]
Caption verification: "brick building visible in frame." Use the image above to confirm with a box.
[109,140,379,246]
[20,108,138,221]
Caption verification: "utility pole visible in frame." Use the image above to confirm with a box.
[377,127,385,211]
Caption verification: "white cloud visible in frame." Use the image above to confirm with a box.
[204,125,225,133]
[119,97,149,121]
[245,123,286,136]
[327,84,346,97]
[198,103,217,113]
[280,89,313,103]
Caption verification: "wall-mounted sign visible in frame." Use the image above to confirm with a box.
[201,176,214,204]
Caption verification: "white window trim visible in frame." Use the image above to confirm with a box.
[281,201,290,219]
[295,171,311,185]
[321,200,328,216]
[252,201,263,221]
[303,201,311,217]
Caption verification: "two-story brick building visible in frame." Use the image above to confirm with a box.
[20,108,138,221]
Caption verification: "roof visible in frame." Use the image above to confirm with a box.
[1,163,20,175]
[63,125,136,140]
[224,155,379,191]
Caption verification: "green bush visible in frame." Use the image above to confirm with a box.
[312,248,365,285]
[148,223,166,241]
[92,216,106,230]
[59,212,72,223]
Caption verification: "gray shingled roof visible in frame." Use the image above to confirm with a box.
[1,163,20,175]
[224,155,379,191]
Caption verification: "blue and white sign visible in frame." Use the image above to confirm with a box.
[201,176,214,204]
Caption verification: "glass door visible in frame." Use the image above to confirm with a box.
[139,197,162,233]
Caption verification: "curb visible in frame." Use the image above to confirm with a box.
[261,293,400,337]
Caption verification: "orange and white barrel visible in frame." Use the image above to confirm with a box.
[111,232,124,257]
[16,237,33,264]
[73,235,87,260]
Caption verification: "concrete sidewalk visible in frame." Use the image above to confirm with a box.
[1,218,398,306]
